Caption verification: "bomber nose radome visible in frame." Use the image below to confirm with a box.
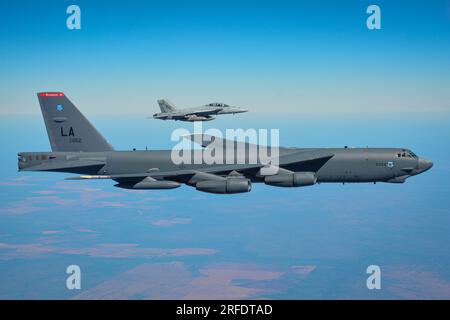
[417,157,433,173]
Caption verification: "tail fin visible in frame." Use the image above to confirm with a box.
[37,92,114,152]
[157,99,177,113]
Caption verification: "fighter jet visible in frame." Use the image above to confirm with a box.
[152,99,248,122]
[18,92,433,194]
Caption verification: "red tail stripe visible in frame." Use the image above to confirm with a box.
[39,92,64,97]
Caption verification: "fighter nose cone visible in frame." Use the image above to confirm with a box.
[417,157,433,173]
[231,108,248,114]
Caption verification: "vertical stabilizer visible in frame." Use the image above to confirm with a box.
[157,99,177,113]
[37,92,114,152]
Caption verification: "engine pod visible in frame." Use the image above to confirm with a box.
[196,178,251,194]
[265,172,316,187]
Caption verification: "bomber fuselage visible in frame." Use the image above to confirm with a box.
[18,147,432,184]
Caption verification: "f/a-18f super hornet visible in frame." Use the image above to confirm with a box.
[18,92,433,194]
[152,99,248,122]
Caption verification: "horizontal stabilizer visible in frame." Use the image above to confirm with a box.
[21,159,105,174]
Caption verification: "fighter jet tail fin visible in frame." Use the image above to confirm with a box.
[157,99,177,113]
[37,92,114,152]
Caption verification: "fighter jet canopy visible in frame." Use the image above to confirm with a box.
[207,103,229,107]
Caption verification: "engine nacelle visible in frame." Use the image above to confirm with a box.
[196,178,252,194]
[264,172,316,187]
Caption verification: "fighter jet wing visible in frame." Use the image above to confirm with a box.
[185,110,221,116]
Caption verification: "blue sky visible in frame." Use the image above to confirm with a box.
[1,0,449,115]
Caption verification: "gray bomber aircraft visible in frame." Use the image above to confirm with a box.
[18,92,433,194]
[152,99,248,121]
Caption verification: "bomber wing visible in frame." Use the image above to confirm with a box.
[66,150,334,185]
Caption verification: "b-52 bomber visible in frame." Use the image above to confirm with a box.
[18,92,433,194]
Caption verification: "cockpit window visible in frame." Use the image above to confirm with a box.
[408,151,418,158]
[397,150,418,158]
[208,103,228,107]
